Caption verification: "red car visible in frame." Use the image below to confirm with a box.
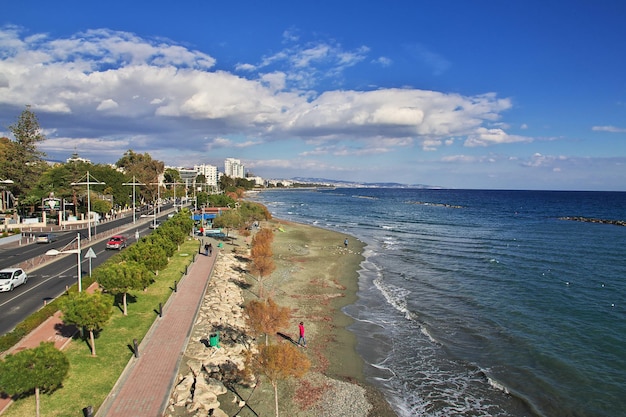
[106,235,128,250]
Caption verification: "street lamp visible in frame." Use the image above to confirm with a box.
[71,171,105,241]
[45,232,82,292]
[149,179,165,228]
[123,176,145,224]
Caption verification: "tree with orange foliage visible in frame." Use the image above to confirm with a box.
[250,228,275,297]
[246,298,290,345]
[254,227,274,245]
[250,239,272,259]
[251,255,275,297]
[254,343,310,417]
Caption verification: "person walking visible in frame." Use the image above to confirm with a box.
[298,322,307,347]
[344,238,349,248]
[204,242,210,256]
[208,243,213,256]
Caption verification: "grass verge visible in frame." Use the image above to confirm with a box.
[2,239,200,417]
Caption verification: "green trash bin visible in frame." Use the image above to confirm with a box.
[209,332,220,348]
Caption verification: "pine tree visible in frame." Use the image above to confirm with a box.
[93,261,153,316]
[0,342,69,417]
[2,105,47,197]
[60,291,113,356]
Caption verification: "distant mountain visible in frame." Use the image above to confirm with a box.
[289,177,441,189]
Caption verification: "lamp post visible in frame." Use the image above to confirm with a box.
[71,172,105,241]
[149,182,159,227]
[123,176,145,224]
[45,232,82,292]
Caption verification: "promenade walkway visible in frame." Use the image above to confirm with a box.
[97,249,217,417]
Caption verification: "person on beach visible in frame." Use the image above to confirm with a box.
[344,238,349,248]
[298,322,307,347]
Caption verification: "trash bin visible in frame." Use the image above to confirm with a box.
[209,332,220,348]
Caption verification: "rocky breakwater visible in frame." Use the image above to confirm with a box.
[164,251,253,417]
[560,216,626,226]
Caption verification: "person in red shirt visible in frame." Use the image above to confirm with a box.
[298,322,307,347]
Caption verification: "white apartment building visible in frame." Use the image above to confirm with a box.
[224,158,245,178]
[194,164,218,188]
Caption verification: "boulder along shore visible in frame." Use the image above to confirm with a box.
[164,219,397,417]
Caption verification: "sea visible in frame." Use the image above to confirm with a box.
[249,188,626,417]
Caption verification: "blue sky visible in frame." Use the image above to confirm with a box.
[1,0,625,190]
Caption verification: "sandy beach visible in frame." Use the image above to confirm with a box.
[166,218,397,417]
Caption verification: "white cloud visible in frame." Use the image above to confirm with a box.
[243,38,369,90]
[207,137,260,149]
[96,99,119,111]
[235,63,256,72]
[0,27,521,167]
[592,125,626,133]
[521,153,568,167]
[373,56,392,67]
[465,128,533,147]
[442,155,477,163]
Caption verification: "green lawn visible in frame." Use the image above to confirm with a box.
[3,240,200,417]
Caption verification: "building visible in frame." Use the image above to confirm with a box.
[194,164,218,189]
[177,168,199,189]
[66,152,91,164]
[247,176,265,187]
[224,158,245,179]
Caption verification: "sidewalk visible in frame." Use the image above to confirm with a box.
[97,250,217,417]
[0,247,218,417]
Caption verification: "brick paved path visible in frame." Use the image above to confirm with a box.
[96,251,217,417]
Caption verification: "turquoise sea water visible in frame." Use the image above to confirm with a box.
[251,189,626,417]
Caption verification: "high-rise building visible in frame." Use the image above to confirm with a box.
[224,158,245,178]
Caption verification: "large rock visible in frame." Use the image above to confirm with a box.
[167,252,252,416]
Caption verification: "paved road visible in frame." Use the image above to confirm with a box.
[0,224,217,417]
[0,206,178,336]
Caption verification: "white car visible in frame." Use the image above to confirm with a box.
[37,233,57,243]
[0,268,28,292]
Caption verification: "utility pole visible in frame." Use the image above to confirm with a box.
[122,176,145,224]
[71,172,105,241]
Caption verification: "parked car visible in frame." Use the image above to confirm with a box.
[106,235,128,250]
[36,233,57,243]
[0,268,28,292]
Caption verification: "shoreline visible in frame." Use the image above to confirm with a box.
[268,218,397,416]
[166,218,397,416]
